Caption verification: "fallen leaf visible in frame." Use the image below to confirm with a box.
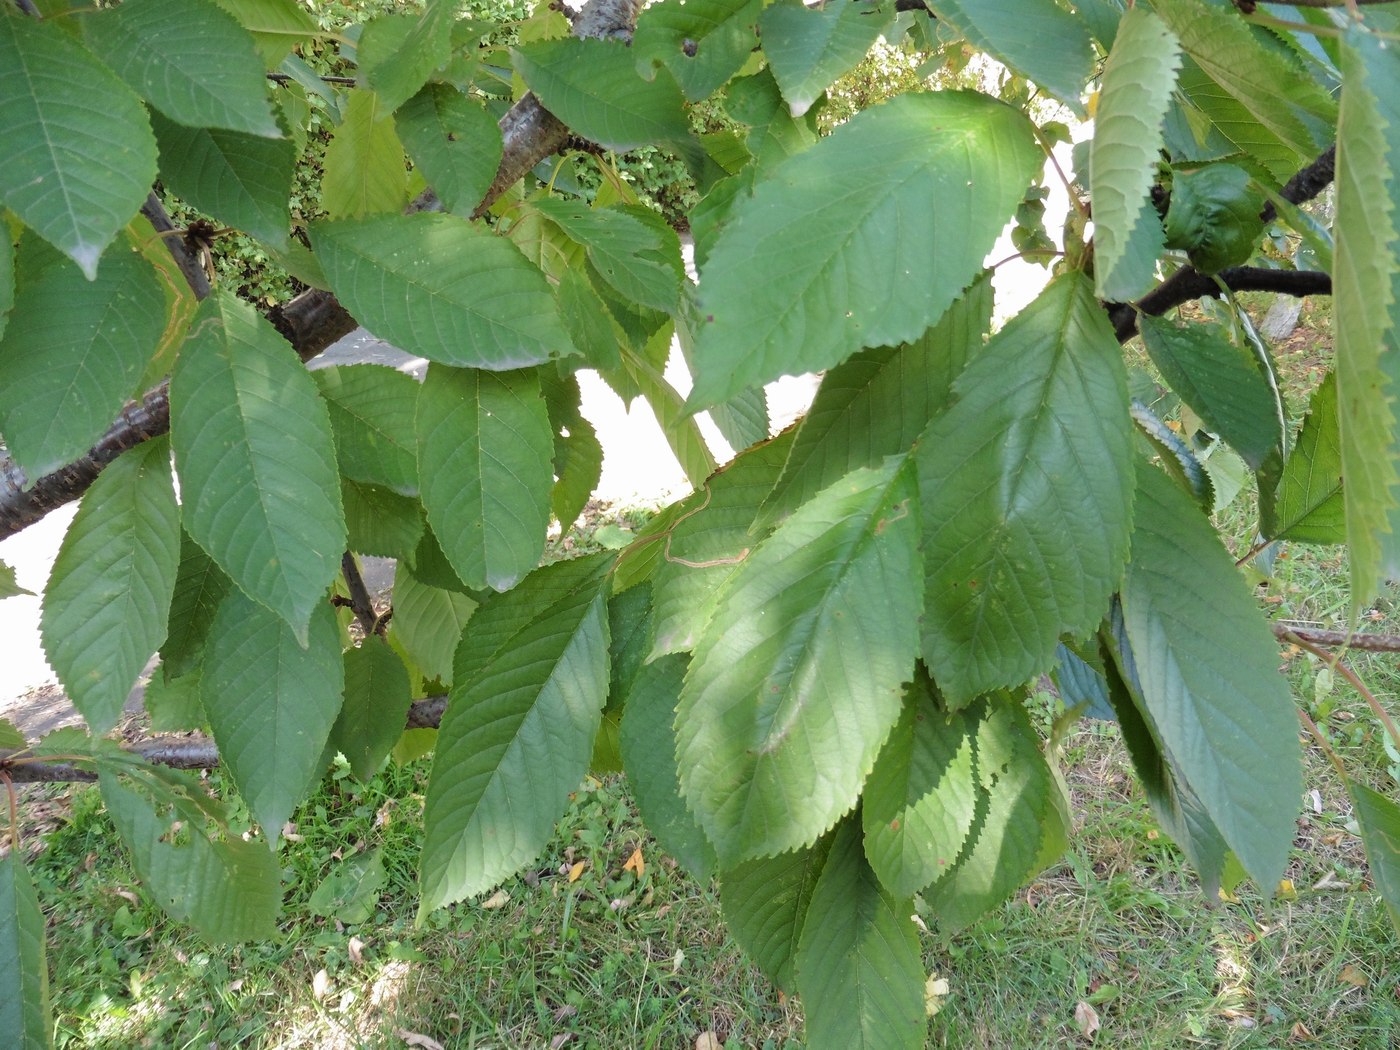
[672,948,685,974]
[623,846,645,878]
[568,861,586,883]
[312,968,331,1001]
[553,1004,578,1022]
[1339,963,1369,988]
[480,889,510,910]
[550,1035,573,1049]
[348,936,367,966]
[1313,872,1350,891]
[1074,1000,1100,1038]
[695,1033,722,1050]
[1277,879,1297,900]
[1291,1021,1315,1041]
[925,974,950,1017]
[395,1029,446,1050]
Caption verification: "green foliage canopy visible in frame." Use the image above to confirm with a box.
[2,0,1400,1046]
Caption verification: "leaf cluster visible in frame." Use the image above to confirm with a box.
[3,0,1400,1047]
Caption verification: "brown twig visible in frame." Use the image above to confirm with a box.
[1,690,451,783]
[340,552,383,637]
[1280,630,1400,751]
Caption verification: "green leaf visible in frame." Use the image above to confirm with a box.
[321,89,407,220]
[720,832,834,991]
[214,0,318,66]
[1138,315,1282,470]
[1163,164,1265,274]
[416,365,554,592]
[143,668,205,733]
[0,238,165,478]
[1172,58,1297,180]
[650,432,793,658]
[687,91,1039,408]
[389,564,476,686]
[171,293,346,642]
[396,84,503,217]
[0,717,24,749]
[633,0,762,103]
[757,0,893,119]
[81,0,279,138]
[0,559,35,599]
[555,265,624,372]
[150,110,296,252]
[862,671,979,899]
[1100,607,1233,895]
[160,531,232,678]
[1091,8,1179,301]
[1130,398,1215,514]
[0,853,53,1050]
[920,694,1067,933]
[1119,460,1302,889]
[1348,779,1400,935]
[796,818,926,1050]
[618,654,718,880]
[358,0,454,113]
[342,478,425,560]
[1155,0,1335,164]
[621,342,717,487]
[542,371,604,532]
[314,213,575,369]
[0,226,12,343]
[533,199,683,313]
[760,272,992,528]
[203,590,344,836]
[1335,27,1400,610]
[917,274,1134,704]
[418,556,610,915]
[333,638,414,782]
[0,14,157,277]
[926,0,1095,116]
[100,766,281,941]
[1273,372,1345,544]
[677,459,921,864]
[41,440,179,734]
[314,363,420,496]
[513,37,690,151]
[307,848,387,925]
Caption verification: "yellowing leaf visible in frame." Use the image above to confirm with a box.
[623,847,645,878]
[568,861,586,883]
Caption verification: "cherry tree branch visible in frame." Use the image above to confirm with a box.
[9,624,1400,783]
[0,690,451,783]
[1109,144,1336,342]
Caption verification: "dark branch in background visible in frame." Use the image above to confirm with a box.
[335,553,383,637]
[141,192,213,300]
[8,623,1399,782]
[0,0,644,539]
[266,72,357,86]
[1113,268,1332,343]
[1,691,451,783]
[1109,144,1336,342]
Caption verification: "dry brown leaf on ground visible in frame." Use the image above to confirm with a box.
[1074,1000,1100,1038]
[395,1029,446,1050]
[695,1033,722,1050]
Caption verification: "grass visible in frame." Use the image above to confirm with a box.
[10,296,1400,1048]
